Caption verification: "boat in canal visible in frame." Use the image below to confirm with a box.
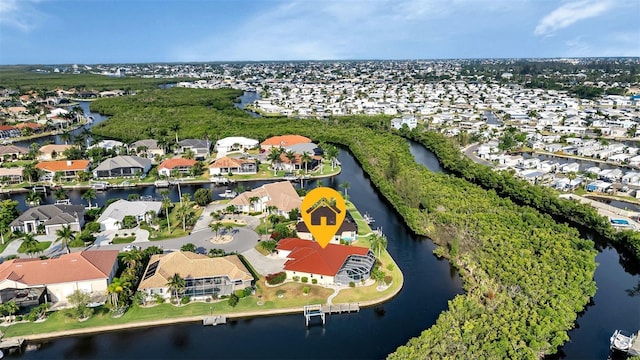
[219,189,237,198]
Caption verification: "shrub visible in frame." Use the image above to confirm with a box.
[235,289,246,299]
[16,315,23,322]
[302,287,310,295]
[206,297,212,303]
[266,272,286,285]
[181,295,191,305]
[243,287,253,297]
[311,279,318,285]
[153,293,165,304]
[276,290,285,297]
[228,293,239,307]
[386,263,395,272]
[349,281,356,288]
[301,277,308,283]
[292,276,300,282]
[384,275,393,285]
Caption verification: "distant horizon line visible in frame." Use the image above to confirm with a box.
[2,56,639,67]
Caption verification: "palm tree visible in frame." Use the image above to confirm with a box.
[121,250,143,277]
[169,123,181,146]
[22,233,40,257]
[301,151,312,174]
[339,181,350,197]
[223,223,234,235]
[285,150,296,171]
[177,203,193,232]
[259,240,277,254]
[161,191,172,233]
[369,234,388,258]
[81,188,97,208]
[248,196,260,213]
[267,147,283,176]
[25,191,42,206]
[184,149,195,160]
[106,277,126,311]
[54,187,68,200]
[210,222,223,237]
[166,273,185,302]
[59,130,71,145]
[326,145,339,171]
[3,301,19,323]
[55,225,75,254]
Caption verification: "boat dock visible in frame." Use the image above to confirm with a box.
[610,329,640,356]
[202,315,227,326]
[0,337,25,354]
[304,303,360,326]
[210,177,236,185]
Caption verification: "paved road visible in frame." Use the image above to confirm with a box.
[462,143,494,167]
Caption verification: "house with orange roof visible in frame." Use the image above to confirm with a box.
[275,238,375,285]
[208,156,257,176]
[260,135,311,151]
[36,159,90,182]
[228,180,300,215]
[0,125,20,140]
[137,252,253,301]
[0,250,119,309]
[158,158,197,177]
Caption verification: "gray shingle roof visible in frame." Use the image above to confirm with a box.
[10,204,84,227]
[94,156,151,172]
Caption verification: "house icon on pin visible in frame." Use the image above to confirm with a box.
[306,200,342,226]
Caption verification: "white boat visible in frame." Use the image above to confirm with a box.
[363,212,375,224]
[219,190,237,198]
[154,180,170,188]
[55,199,71,205]
[90,181,109,190]
[283,172,297,181]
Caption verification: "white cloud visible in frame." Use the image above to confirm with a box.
[0,0,46,32]
[534,0,614,36]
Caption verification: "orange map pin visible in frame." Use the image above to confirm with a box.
[300,187,347,249]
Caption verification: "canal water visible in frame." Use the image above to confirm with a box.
[14,146,464,359]
[6,93,639,358]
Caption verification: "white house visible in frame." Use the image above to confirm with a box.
[97,199,162,231]
[214,137,259,158]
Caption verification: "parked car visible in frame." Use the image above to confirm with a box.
[122,244,142,252]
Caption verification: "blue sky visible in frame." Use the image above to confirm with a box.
[0,0,638,65]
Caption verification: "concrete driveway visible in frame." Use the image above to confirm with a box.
[241,248,286,275]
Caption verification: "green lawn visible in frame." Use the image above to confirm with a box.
[17,241,51,254]
[111,236,136,244]
[147,207,204,241]
[346,201,373,235]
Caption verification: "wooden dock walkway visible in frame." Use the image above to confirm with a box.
[321,303,360,314]
[202,315,227,326]
[0,337,25,353]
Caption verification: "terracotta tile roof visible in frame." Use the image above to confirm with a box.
[138,252,253,290]
[276,238,370,276]
[261,135,311,147]
[36,160,90,172]
[229,181,301,212]
[208,156,255,168]
[0,250,118,286]
[0,126,17,131]
[158,158,197,170]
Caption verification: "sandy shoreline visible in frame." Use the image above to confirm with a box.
[4,276,402,343]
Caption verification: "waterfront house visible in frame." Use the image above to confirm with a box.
[96,199,162,231]
[275,238,375,285]
[10,204,85,235]
[214,136,259,157]
[558,162,580,173]
[137,252,253,301]
[296,219,357,244]
[38,144,75,161]
[93,155,152,178]
[260,135,311,151]
[178,139,210,160]
[391,116,417,130]
[208,156,257,176]
[157,158,197,177]
[130,139,165,159]
[228,180,300,215]
[89,139,125,152]
[0,167,24,184]
[0,144,28,161]
[599,169,623,183]
[36,159,90,182]
[0,250,118,309]
[586,180,613,192]
[0,125,20,139]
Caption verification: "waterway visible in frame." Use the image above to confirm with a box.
[13,146,464,359]
[6,95,639,358]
